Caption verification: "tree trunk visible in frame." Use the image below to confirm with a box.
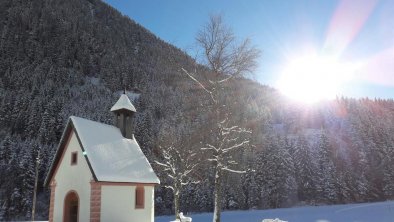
[174,182,181,220]
[174,192,180,220]
[213,167,222,222]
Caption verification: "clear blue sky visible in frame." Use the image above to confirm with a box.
[104,0,394,99]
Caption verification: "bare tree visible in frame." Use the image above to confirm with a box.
[182,14,260,222]
[196,15,260,80]
[155,124,200,220]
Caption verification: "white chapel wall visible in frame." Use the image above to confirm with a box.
[101,185,154,222]
[53,130,93,222]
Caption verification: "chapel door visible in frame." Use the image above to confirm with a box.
[64,191,79,222]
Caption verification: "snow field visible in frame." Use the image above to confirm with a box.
[156,201,394,222]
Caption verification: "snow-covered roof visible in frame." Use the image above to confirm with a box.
[71,116,159,183]
[110,94,136,112]
[45,116,159,186]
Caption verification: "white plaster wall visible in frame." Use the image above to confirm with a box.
[53,130,93,222]
[101,185,154,222]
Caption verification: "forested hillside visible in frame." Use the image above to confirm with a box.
[0,0,393,220]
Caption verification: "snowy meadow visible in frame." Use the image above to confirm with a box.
[156,201,394,222]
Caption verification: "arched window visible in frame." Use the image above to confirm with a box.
[135,186,144,209]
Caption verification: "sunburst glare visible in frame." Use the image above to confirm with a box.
[277,54,357,103]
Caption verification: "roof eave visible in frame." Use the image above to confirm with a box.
[111,108,136,113]
[95,180,160,185]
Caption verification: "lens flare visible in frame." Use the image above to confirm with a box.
[323,0,378,56]
[277,54,357,103]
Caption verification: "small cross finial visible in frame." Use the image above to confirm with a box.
[123,88,126,94]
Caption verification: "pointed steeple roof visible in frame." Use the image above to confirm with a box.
[110,94,136,112]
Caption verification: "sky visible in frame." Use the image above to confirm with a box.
[103,0,394,100]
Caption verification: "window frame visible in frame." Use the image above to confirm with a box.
[135,186,144,209]
[71,151,78,165]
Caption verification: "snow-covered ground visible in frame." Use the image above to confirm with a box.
[156,201,394,222]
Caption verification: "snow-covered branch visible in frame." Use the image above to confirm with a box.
[222,167,246,174]
[181,68,216,103]
[223,140,249,153]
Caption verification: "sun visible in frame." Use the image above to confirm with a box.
[277,54,355,103]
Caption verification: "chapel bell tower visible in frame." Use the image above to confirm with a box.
[110,92,136,139]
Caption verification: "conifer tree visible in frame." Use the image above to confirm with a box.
[293,135,317,202]
[316,131,337,203]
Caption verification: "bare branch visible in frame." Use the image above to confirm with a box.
[154,161,170,168]
[201,147,214,151]
[164,185,175,191]
[222,140,249,153]
[222,167,246,174]
[196,15,260,80]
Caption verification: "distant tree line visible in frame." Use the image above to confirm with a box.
[155,97,394,215]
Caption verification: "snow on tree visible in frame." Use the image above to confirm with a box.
[18,146,35,218]
[382,139,394,199]
[292,135,317,203]
[182,14,260,222]
[316,130,337,203]
[259,135,296,208]
[240,152,260,209]
[155,123,200,220]
[0,136,12,165]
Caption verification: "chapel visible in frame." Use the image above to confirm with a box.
[45,93,160,222]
